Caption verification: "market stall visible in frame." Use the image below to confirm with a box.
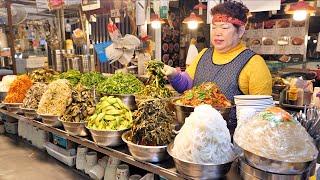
[1,0,320,180]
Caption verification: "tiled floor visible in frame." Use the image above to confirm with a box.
[0,134,88,180]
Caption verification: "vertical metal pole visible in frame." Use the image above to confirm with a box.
[56,10,62,48]
[60,8,66,47]
[6,0,16,74]
[302,15,310,69]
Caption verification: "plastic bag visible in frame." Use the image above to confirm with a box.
[105,43,123,63]
[107,19,122,42]
[94,41,112,63]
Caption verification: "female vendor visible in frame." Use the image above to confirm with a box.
[163,1,272,134]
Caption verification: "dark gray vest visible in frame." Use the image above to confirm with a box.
[193,48,256,132]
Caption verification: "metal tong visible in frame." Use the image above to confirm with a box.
[294,105,320,142]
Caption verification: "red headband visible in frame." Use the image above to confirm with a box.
[212,14,245,26]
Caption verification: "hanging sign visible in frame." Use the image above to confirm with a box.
[36,0,49,9]
[48,0,64,10]
[111,9,121,18]
[235,0,281,12]
[81,0,100,11]
[160,0,169,19]
[135,0,146,25]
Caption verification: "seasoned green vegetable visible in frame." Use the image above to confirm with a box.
[139,60,172,99]
[80,72,105,89]
[129,99,175,146]
[59,70,82,86]
[87,96,132,130]
[97,72,144,95]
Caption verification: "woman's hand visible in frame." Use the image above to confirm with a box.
[162,65,178,78]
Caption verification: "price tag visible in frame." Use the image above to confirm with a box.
[111,9,121,18]
[277,28,290,36]
[290,27,306,37]
[263,29,277,38]
[115,17,120,23]
[261,46,276,54]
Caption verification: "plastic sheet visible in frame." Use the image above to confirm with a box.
[94,41,112,63]
[234,107,318,163]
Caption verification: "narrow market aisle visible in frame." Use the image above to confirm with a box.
[0,135,88,180]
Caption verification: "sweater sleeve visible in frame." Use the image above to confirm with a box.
[238,55,272,95]
[169,72,193,93]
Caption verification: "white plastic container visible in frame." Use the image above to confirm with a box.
[4,122,18,134]
[85,151,98,174]
[89,164,105,180]
[76,146,88,171]
[45,142,76,167]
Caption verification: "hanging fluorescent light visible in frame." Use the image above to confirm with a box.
[183,12,203,30]
[150,14,165,29]
[287,0,316,21]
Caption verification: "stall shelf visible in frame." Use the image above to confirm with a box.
[0,108,240,180]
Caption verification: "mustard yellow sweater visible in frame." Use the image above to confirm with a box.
[186,43,272,95]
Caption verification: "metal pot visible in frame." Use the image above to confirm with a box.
[20,108,38,119]
[3,103,22,114]
[167,143,234,179]
[59,119,88,136]
[0,92,7,102]
[243,150,315,174]
[172,99,232,125]
[122,131,169,163]
[86,126,128,147]
[38,114,62,127]
[239,156,313,180]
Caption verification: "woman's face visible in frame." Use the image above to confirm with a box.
[211,22,244,53]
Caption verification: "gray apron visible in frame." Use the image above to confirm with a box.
[193,47,256,134]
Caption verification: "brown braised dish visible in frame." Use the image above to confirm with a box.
[292,37,304,45]
[292,20,305,27]
[251,39,261,45]
[263,38,274,45]
[264,20,276,29]
[277,19,290,28]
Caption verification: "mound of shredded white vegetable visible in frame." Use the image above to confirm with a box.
[172,105,235,164]
[37,79,72,116]
[0,75,17,92]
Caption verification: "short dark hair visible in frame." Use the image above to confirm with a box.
[211,0,249,27]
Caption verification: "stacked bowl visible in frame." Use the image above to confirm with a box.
[235,95,274,122]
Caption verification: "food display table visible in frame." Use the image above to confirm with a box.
[0,108,241,180]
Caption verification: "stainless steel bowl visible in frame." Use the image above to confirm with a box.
[3,103,22,114]
[172,99,232,124]
[86,126,128,147]
[167,143,234,179]
[122,131,169,163]
[38,114,62,127]
[59,119,88,136]
[239,156,312,180]
[20,108,38,119]
[243,150,314,174]
[97,94,137,111]
[0,92,7,102]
